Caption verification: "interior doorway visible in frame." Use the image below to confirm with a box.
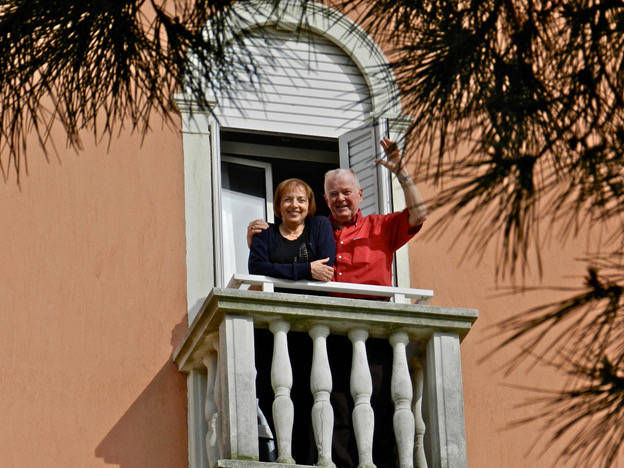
[220,130,339,280]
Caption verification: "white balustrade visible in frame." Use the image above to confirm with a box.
[349,328,376,468]
[390,332,415,468]
[309,325,335,468]
[227,273,433,304]
[269,320,295,464]
[174,277,476,468]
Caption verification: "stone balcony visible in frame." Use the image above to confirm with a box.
[174,274,478,468]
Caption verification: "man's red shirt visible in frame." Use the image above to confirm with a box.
[330,209,422,287]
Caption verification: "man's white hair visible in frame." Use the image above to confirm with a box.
[324,168,361,194]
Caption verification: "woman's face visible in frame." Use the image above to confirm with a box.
[279,185,309,225]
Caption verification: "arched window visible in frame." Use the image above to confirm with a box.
[178,0,413,321]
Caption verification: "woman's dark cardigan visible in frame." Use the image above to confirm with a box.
[248,216,336,280]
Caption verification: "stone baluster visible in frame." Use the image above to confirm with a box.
[270,320,295,464]
[348,328,375,468]
[390,332,415,468]
[203,333,220,468]
[309,325,335,467]
[410,355,427,468]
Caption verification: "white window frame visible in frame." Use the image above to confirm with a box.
[179,1,414,324]
[220,155,274,287]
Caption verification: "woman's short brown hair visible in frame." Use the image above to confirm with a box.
[273,178,317,219]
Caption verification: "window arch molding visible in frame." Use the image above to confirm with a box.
[201,0,406,121]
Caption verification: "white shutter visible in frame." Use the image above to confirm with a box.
[338,119,392,217]
[214,27,372,137]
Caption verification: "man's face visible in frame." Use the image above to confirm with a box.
[324,173,363,225]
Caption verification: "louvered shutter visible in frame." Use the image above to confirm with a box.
[214,27,372,138]
[338,119,392,217]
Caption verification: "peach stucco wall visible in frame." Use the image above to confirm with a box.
[0,122,189,468]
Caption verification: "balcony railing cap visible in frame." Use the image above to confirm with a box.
[173,282,477,373]
[227,273,434,304]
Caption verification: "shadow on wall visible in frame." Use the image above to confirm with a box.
[95,318,189,468]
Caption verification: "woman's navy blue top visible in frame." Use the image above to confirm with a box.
[248,216,336,280]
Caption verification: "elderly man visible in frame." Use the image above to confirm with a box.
[248,137,427,284]
[247,138,427,468]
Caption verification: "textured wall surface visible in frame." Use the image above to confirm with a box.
[0,120,189,468]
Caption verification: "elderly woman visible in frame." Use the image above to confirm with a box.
[248,178,335,281]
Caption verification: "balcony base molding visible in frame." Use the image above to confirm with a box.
[217,459,316,468]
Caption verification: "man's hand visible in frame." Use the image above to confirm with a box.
[376,137,407,177]
[247,219,269,247]
[376,138,428,227]
[310,258,334,282]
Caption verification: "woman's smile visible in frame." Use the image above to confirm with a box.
[280,185,309,227]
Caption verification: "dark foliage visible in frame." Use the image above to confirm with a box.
[1,0,623,465]
[0,0,248,179]
[492,257,624,467]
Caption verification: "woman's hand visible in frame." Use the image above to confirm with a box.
[310,258,334,282]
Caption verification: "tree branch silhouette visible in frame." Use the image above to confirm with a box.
[1,0,623,464]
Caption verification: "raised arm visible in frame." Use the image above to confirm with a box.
[377,138,428,227]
